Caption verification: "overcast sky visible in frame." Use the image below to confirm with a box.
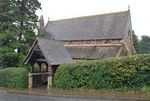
[37,0,150,37]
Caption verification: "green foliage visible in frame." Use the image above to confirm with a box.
[139,35,150,54]
[0,51,19,67]
[11,0,41,54]
[54,54,150,90]
[0,0,41,67]
[0,47,25,68]
[0,67,28,89]
[142,85,150,92]
[132,31,140,53]
[132,32,150,54]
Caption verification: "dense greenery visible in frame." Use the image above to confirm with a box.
[132,31,140,53]
[0,48,25,67]
[54,54,150,90]
[0,0,41,67]
[138,35,150,54]
[0,67,28,89]
[132,33,150,54]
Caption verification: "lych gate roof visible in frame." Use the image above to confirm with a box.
[24,38,73,65]
[38,38,73,65]
[45,10,130,41]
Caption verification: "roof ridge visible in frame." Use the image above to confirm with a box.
[48,10,129,22]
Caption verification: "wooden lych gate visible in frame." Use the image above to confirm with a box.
[28,59,58,88]
[24,38,73,88]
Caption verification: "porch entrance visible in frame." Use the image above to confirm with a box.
[28,60,58,88]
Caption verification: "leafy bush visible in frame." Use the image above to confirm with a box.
[142,85,150,92]
[54,54,150,90]
[0,52,19,67]
[0,67,28,89]
[0,48,25,68]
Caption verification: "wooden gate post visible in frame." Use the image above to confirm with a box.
[47,76,53,89]
[28,73,33,88]
[47,66,53,89]
[47,65,58,89]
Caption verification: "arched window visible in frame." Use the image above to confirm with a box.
[33,62,40,72]
[41,62,47,72]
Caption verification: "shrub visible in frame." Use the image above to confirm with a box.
[0,48,25,68]
[54,54,150,90]
[0,67,28,89]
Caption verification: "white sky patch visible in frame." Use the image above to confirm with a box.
[37,0,150,37]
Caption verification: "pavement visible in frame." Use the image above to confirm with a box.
[0,92,150,101]
[0,88,150,101]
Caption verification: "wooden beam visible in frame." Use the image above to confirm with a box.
[121,41,130,51]
[124,42,130,52]
[64,43,123,47]
[35,59,47,62]
[121,40,132,56]
[28,74,33,88]
[47,66,53,89]
[116,46,123,57]
[29,72,50,76]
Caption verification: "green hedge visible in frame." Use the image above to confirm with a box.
[0,67,28,89]
[54,54,150,90]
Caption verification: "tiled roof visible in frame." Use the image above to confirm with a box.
[45,10,130,40]
[24,38,73,65]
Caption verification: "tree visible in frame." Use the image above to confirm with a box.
[0,0,18,67]
[139,35,150,54]
[0,0,41,67]
[132,31,140,53]
[11,0,41,54]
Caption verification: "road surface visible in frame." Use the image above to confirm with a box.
[0,92,149,101]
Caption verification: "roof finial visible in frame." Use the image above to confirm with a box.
[128,5,130,10]
[48,17,50,21]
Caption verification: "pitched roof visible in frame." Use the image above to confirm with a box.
[45,10,130,41]
[24,38,73,65]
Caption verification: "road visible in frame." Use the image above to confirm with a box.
[0,92,149,101]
